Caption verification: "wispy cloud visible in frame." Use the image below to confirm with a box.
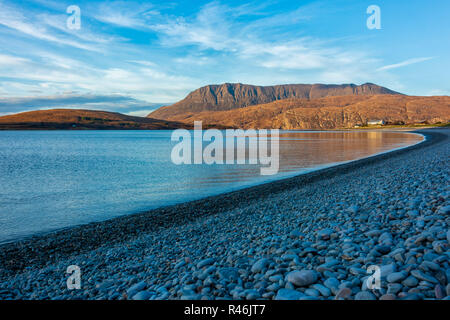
[151,1,374,76]
[0,0,390,100]
[127,60,157,67]
[0,54,30,66]
[0,0,448,111]
[0,0,379,106]
[377,57,434,71]
[91,1,163,29]
[0,54,199,102]
[39,12,127,44]
[0,94,166,116]
[0,2,101,52]
[0,1,202,103]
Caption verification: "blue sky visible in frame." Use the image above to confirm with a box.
[0,0,449,116]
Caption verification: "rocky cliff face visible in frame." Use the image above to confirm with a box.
[149,83,401,119]
[149,94,450,130]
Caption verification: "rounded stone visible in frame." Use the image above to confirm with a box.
[275,289,304,300]
[251,258,271,273]
[387,272,407,283]
[355,291,376,300]
[132,290,152,300]
[380,294,396,300]
[286,270,318,287]
[335,287,352,300]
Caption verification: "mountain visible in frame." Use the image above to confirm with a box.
[2,84,448,130]
[150,94,450,130]
[0,109,193,130]
[149,82,401,119]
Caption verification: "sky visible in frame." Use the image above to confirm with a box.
[0,0,449,116]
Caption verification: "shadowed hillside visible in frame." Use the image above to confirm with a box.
[0,109,193,130]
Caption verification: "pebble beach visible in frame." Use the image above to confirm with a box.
[0,128,449,300]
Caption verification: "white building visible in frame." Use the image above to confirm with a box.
[367,119,385,126]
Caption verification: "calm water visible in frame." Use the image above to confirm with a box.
[0,130,423,243]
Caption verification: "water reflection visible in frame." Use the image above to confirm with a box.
[190,131,423,186]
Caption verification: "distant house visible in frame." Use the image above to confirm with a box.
[367,119,385,126]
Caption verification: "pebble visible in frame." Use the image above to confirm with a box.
[324,277,340,292]
[132,290,152,300]
[335,287,352,300]
[380,294,396,300]
[435,285,445,299]
[312,284,331,297]
[275,289,304,300]
[286,270,318,287]
[387,283,403,295]
[402,276,419,287]
[126,281,147,298]
[251,258,271,273]
[387,272,407,283]
[410,270,439,284]
[355,291,376,300]
[197,258,215,269]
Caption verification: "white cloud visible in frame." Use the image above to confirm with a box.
[0,50,200,102]
[0,1,204,103]
[1,0,442,110]
[128,60,157,67]
[377,57,434,71]
[151,2,374,75]
[92,1,160,28]
[0,2,101,51]
[174,56,212,66]
[0,93,167,115]
[96,11,145,28]
[0,54,30,66]
[127,109,160,117]
[241,41,329,70]
[38,13,127,44]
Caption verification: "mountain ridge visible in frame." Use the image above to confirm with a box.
[150,94,450,130]
[1,83,448,130]
[149,82,401,119]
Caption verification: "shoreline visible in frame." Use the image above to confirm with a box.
[0,124,447,131]
[0,128,445,275]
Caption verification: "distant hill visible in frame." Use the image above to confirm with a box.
[149,82,401,119]
[150,94,450,130]
[0,109,193,130]
[2,83,448,130]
